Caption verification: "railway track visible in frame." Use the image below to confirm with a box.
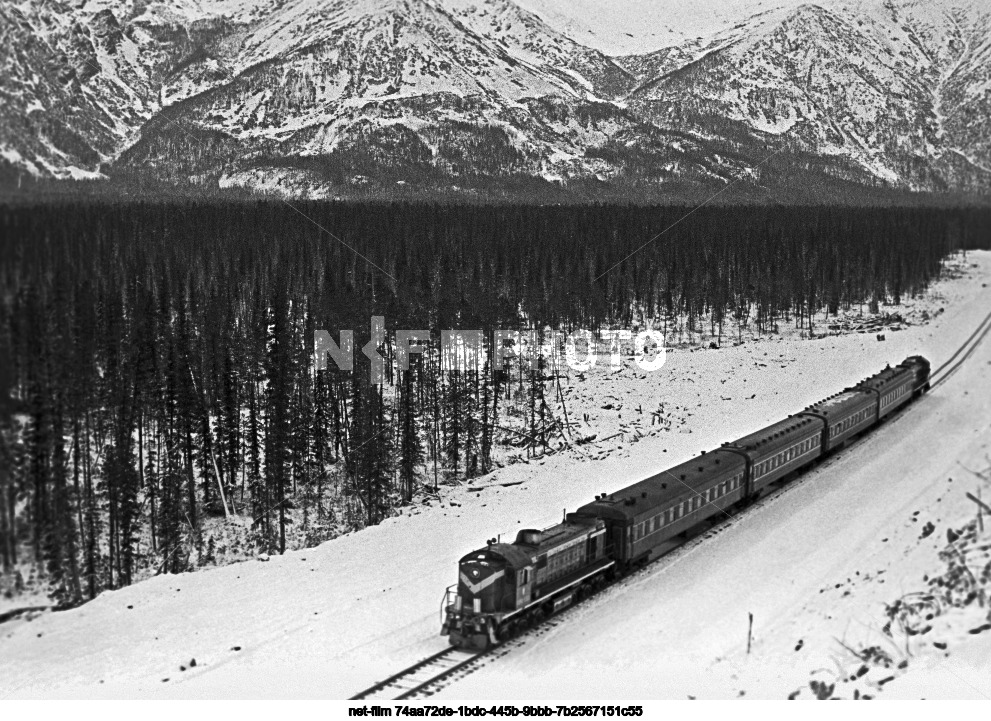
[349,306,991,701]
[350,646,483,700]
[349,578,624,701]
[929,307,991,390]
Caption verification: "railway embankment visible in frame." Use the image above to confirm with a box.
[792,461,991,699]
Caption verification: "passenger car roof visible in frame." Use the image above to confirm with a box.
[724,414,822,451]
[799,389,874,420]
[574,449,745,522]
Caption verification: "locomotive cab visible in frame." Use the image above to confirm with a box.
[900,355,931,394]
[442,520,611,650]
[457,548,513,614]
[442,543,531,649]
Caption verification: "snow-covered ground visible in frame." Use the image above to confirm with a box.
[1,252,990,699]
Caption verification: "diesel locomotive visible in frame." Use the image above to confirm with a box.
[442,355,931,649]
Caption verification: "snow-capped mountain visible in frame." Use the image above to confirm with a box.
[627,0,991,189]
[1,0,989,196]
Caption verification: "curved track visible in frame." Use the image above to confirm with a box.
[929,307,991,389]
[348,308,991,700]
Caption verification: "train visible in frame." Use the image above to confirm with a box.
[441,355,931,649]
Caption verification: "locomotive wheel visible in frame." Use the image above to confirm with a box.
[500,620,518,641]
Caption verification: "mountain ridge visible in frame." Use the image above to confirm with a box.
[1,0,988,198]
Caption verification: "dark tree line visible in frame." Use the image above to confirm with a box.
[0,200,987,605]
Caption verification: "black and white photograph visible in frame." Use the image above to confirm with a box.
[1,0,990,704]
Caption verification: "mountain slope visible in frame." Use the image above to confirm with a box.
[628,1,991,190]
[0,1,152,177]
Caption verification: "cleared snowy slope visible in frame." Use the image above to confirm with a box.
[448,294,991,698]
[1,253,989,699]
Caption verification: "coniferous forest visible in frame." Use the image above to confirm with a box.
[1,200,988,606]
